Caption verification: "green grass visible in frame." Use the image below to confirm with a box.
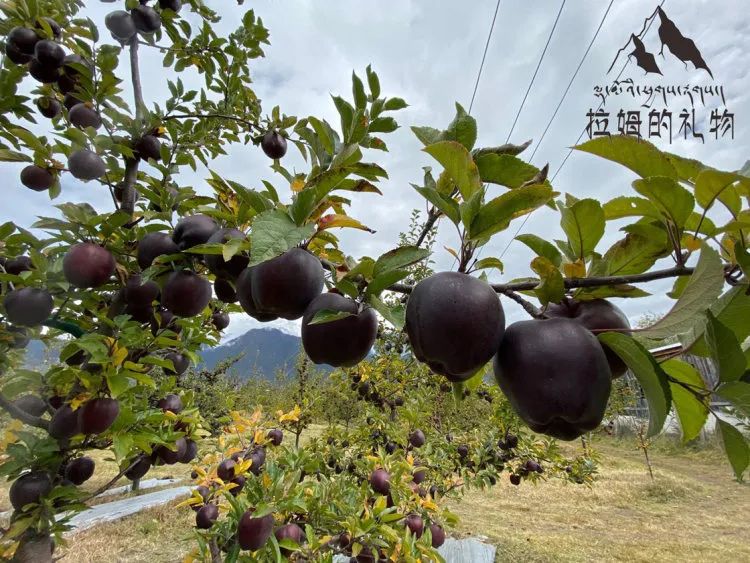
[9,432,749,562]
[449,438,749,562]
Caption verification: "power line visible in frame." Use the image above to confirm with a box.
[499,0,666,262]
[497,0,616,260]
[529,0,615,162]
[505,0,567,143]
[469,0,503,114]
[447,0,504,270]
[551,0,666,182]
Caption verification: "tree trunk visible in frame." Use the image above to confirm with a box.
[131,477,140,492]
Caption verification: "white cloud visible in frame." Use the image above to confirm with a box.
[3,0,748,335]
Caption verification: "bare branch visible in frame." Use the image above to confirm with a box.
[500,290,544,318]
[0,393,49,430]
[385,265,695,295]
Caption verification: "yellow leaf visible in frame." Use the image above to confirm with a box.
[563,259,586,279]
[317,214,375,233]
[444,246,460,261]
[291,177,305,192]
[683,234,702,252]
[111,343,128,367]
[420,499,438,511]
[278,405,301,423]
[262,473,272,488]
[70,393,90,410]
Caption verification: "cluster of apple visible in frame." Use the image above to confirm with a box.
[404,271,630,441]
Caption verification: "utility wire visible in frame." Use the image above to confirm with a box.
[551,0,666,182]
[505,0,567,143]
[446,0,504,270]
[499,0,665,261]
[497,0,616,260]
[469,0,503,114]
[529,0,615,161]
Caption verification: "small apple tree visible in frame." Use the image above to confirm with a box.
[0,1,749,562]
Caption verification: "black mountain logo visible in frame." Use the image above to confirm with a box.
[608,5,713,78]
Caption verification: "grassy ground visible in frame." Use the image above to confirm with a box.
[0,448,193,513]
[450,438,750,562]
[9,433,750,562]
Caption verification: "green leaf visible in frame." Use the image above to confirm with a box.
[442,103,477,151]
[717,381,750,418]
[515,234,562,267]
[530,256,564,306]
[106,373,130,398]
[694,169,741,216]
[718,420,749,481]
[307,117,334,154]
[373,246,430,277]
[640,244,723,339]
[473,257,504,273]
[368,117,398,134]
[602,196,659,221]
[573,135,678,179]
[332,95,354,138]
[686,285,750,356]
[705,311,746,383]
[308,309,354,325]
[423,141,481,200]
[632,176,695,229]
[602,233,667,276]
[248,210,316,266]
[661,359,709,443]
[352,71,367,109]
[412,185,460,225]
[366,65,380,98]
[411,126,442,146]
[598,332,671,437]
[664,151,706,182]
[365,269,410,298]
[0,148,32,162]
[383,97,407,111]
[559,198,605,259]
[368,294,404,329]
[475,154,545,189]
[469,184,552,240]
[460,187,483,230]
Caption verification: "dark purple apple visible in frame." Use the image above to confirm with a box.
[3,288,54,327]
[204,228,248,279]
[237,248,324,321]
[301,292,377,367]
[370,468,390,495]
[158,393,183,414]
[162,270,212,317]
[196,503,218,529]
[261,130,287,159]
[20,165,54,191]
[49,404,80,440]
[406,271,505,382]
[65,456,95,485]
[274,523,304,556]
[63,243,115,288]
[237,511,274,551]
[78,398,119,435]
[9,471,52,511]
[545,298,631,378]
[125,454,152,480]
[172,214,218,251]
[137,232,179,270]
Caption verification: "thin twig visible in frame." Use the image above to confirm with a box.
[500,290,544,318]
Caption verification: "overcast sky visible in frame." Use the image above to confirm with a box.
[2,0,748,342]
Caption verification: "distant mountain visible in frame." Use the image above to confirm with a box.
[20,327,310,380]
[199,327,309,379]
